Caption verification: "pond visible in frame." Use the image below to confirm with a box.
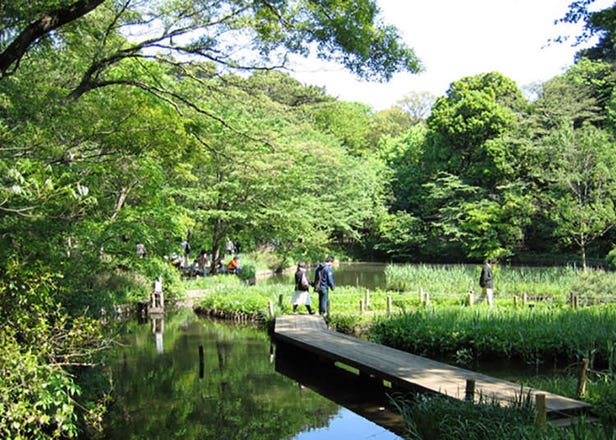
[103,308,405,439]
[264,262,388,291]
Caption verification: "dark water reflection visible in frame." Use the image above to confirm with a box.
[103,309,403,439]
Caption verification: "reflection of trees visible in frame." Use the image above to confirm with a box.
[102,312,337,439]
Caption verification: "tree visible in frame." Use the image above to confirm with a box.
[0,0,419,437]
[546,123,616,271]
[424,72,525,190]
[557,1,616,63]
[397,90,436,121]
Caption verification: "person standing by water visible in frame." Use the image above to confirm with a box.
[476,258,496,307]
[291,262,315,314]
[314,255,335,316]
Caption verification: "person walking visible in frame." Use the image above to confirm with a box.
[476,258,496,307]
[291,262,314,314]
[314,255,335,316]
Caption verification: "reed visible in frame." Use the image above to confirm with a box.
[370,305,616,368]
[384,264,584,301]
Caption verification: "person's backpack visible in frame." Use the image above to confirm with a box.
[314,265,326,292]
[301,272,310,289]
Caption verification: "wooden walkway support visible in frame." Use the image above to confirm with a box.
[273,314,591,419]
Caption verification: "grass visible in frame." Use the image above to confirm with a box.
[187,263,616,436]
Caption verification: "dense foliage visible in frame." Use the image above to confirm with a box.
[2,0,616,437]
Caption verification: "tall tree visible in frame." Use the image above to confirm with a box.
[546,124,616,271]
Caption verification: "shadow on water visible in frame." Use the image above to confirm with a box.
[274,342,406,438]
[102,309,404,439]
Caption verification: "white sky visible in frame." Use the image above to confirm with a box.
[290,0,613,110]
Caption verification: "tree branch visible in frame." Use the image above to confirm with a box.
[0,0,105,78]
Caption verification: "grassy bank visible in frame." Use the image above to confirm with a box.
[190,264,616,437]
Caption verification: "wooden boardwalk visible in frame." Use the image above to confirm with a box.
[273,314,591,418]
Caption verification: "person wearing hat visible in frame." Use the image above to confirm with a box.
[291,262,315,314]
[313,256,335,316]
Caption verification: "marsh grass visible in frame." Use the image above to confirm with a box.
[390,391,614,440]
[370,305,616,368]
[384,264,584,301]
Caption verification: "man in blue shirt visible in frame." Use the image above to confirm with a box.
[314,255,335,316]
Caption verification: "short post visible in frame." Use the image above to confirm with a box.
[278,294,284,307]
[465,378,475,401]
[513,295,519,308]
[573,294,579,309]
[386,296,392,314]
[365,289,370,308]
[523,293,528,305]
[419,288,425,304]
[268,300,274,319]
[199,345,204,379]
[359,299,365,314]
[535,393,547,426]
[468,290,474,307]
[576,358,589,398]
[425,291,430,307]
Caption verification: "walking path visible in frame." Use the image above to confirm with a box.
[273,314,591,418]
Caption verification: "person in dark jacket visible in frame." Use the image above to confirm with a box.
[291,262,314,314]
[314,255,335,316]
[476,258,496,307]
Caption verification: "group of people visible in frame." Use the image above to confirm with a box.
[166,237,242,277]
[291,255,335,315]
[290,256,498,315]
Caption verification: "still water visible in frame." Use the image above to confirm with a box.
[264,262,388,291]
[103,307,404,439]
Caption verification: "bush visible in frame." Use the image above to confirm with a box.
[0,329,80,439]
[607,247,616,271]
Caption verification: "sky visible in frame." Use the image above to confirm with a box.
[290,0,613,110]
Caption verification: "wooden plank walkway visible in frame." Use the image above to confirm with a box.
[274,314,591,417]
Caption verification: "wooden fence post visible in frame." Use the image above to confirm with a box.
[576,358,589,398]
[465,378,475,401]
[468,290,474,307]
[513,295,519,308]
[365,289,371,308]
[425,291,430,307]
[387,296,392,314]
[359,299,365,314]
[419,288,425,304]
[535,393,547,426]
[278,294,284,307]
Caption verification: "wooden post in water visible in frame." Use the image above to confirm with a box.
[365,289,371,308]
[199,345,204,379]
[359,299,365,314]
[576,358,589,398]
[535,393,547,426]
[387,296,392,314]
[465,378,475,401]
